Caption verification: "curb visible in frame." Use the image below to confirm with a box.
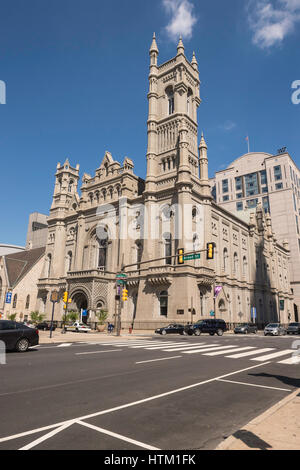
[216,387,300,450]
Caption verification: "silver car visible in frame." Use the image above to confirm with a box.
[264,323,287,336]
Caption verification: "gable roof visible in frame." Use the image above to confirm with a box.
[4,247,45,288]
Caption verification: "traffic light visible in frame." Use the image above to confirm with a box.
[178,248,184,265]
[122,288,128,302]
[63,291,68,303]
[207,243,215,260]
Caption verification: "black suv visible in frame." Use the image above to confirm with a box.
[185,319,227,336]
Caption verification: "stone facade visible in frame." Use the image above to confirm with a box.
[211,151,300,321]
[37,36,294,329]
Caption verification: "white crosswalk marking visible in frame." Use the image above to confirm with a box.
[57,343,72,347]
[203,346,255,356]
[226,348,275,359]
[162,344,217,352]
[132,341,177,349]
[182,345,239,355]
[144,343,189,350]
[251,349,294,362]
[277,356,300,365]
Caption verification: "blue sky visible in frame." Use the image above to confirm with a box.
[0,0,299,246]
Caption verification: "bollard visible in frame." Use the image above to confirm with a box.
[0,340,6,365]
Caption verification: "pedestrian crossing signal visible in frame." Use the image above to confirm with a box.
[207,243,215,260]
[122,289,128,302]
[178,248,184,265]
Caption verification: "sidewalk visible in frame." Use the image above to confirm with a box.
[216,388,300,450]
[38,329,153,344]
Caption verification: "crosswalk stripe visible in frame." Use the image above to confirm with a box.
[251,349,294,361]
[144,343,188,350]
[203,346,255,356]
[277,356,300,365]
[57,343,72,347]
[131,342,180,349]
[162,344,215,352]
[182,345,239,355]
[226,348,275,359]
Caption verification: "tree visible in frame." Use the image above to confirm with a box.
[95,309,108,325]
[65,311,79,323]
[30,311,45,325]
[8,313,17,321]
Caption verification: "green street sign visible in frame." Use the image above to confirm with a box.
[116,273,127,279]
[183,254,201,261]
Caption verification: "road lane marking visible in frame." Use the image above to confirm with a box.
[0,361,271,446]
[217,379,292,392]
[76,349,122,356]
[226,348,275,359]
[77,421,160,450]
[135,356,182,364]
[57,343,73,347]
[203,347,255,356]
[251,349,294,361]
[19,422,74,450]
[182,345,240,354]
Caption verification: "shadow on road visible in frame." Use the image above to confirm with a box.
[249,372,300,389]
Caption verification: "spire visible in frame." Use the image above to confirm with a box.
[177,35,185,55]
[199,132,207,151]
[149,32,159,54]
[191,51,198,71]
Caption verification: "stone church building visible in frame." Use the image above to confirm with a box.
[37,35,294,329]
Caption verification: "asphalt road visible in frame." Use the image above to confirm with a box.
[0,333,299,450]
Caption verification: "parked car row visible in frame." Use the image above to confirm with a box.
[155,319,227,336]
[155,320,300,337]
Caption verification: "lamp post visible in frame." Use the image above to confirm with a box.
[50,290,59,339]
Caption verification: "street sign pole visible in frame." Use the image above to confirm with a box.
[49,290,58,339]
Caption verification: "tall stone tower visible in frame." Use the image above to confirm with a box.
[46,159,80,279]
[145,34,201,192]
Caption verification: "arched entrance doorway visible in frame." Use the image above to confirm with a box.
[72,292,88,323]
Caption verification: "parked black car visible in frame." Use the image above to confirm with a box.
[287,322,300,335]
[0,320,39,352]
[155,324,185,335]
[36,322,56,331]
[185,319,227,336]
[234,323,258,334]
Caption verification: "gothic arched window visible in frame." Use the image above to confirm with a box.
[13,294,17,309]
[233,252,238,275]
[46,254,52,278]
[163,233,172,265]
[223,248,228,272]
[25,295,30,310]
[98,237,108,270]
[166,86,174,115]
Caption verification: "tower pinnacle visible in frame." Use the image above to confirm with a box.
[177,35,185,55]
[149,32,159,54]
[191,51,198,71]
